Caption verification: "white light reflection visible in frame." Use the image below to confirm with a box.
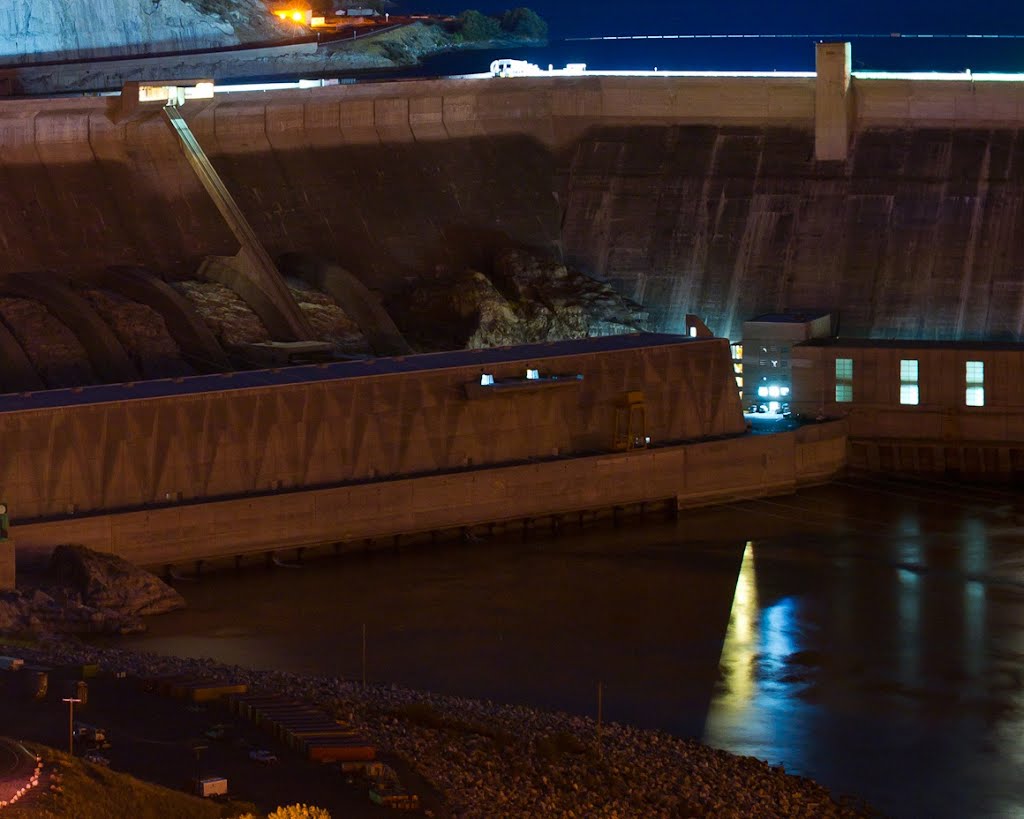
[706,541,811,764]
[704,541,760,744]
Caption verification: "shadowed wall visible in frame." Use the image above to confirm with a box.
[1,75,1023,345]
[0,335,744,521]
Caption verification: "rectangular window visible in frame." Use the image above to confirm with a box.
[899,359,919,405]
[835,357,853,403]
[965,360,985,407]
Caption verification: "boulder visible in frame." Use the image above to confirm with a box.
[49,545,185,617]
[493,249,645,336]
[395,248,647,351]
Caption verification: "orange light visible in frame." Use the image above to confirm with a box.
[272,8,308,24]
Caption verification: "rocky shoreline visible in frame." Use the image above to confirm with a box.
[1,638,878,818]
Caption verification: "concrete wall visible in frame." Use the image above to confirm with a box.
[11,419,847,568]
[0,335,744,522]
[4,72,1024,342]
[790,341,1024,440]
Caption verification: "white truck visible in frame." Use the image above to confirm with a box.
[490,58,542,78]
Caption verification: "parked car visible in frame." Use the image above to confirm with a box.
[248,749,277,765]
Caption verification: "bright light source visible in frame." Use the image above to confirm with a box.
[526,368,540,380]
[689,326,697,337]
[768,385,780,398]
[757,386,769,398]
[780,386,790,397]
[480,373,494,386]
[769,401,780,413]
[292,11,303,21]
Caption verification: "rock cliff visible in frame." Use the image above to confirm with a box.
[0,0,289,64]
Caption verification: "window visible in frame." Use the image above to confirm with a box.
[835,357,853,403]
[965,360,984,407]
[899,359,919,405]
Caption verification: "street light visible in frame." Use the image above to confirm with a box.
[62,697,82,755]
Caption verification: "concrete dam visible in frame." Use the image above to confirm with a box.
[3,45,1024,367]
[2,43,1022,577]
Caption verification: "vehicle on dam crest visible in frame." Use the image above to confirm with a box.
[490,58,587,77]
[490,58,541,77]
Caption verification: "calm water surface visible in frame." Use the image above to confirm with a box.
[114,477,1024,819]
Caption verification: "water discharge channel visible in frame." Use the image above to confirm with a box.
[110,478,1024,819]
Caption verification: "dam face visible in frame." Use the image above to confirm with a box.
[562,124,1024,341]
[3,69,1023,346]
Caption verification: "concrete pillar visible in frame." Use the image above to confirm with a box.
[815,42,854,162]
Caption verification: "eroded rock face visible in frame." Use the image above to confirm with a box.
[173,280,270,349]
[0,0,290,64]
[395,249,647,351]
[287,279,371,356]
[0,297,95,388]
[49,544,185,618]
[83,289,194,379]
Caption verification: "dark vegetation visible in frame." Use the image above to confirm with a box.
[451,7,548,42]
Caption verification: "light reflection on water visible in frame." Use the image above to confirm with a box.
[109,479,1024,819]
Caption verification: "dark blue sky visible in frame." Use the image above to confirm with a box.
[402,2,1024,73]
[408,2,1017,39]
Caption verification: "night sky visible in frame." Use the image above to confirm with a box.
[400,1,1024,73]
[406,1,1016,39]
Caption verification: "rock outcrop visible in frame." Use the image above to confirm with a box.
[0,0,290,64]
[173,280,271,349]
[0,545,184,635]
[0,297,95,388]
[286,279,370,356]
[49,544,185,617]
[395,248,646,351]
[83,289,194,379]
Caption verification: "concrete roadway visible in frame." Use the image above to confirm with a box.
[0,737,40,805]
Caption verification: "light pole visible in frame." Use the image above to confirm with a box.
[62,697,81,755]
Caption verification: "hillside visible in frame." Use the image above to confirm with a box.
[0,0,290,64]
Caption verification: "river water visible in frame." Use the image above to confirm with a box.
[112,477,1024,819]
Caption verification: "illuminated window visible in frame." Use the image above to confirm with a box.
[526,368,539,380]
[480,373,494,386]
[965,360,984,407]
[835,357,853,403]
[899,359,919,405]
